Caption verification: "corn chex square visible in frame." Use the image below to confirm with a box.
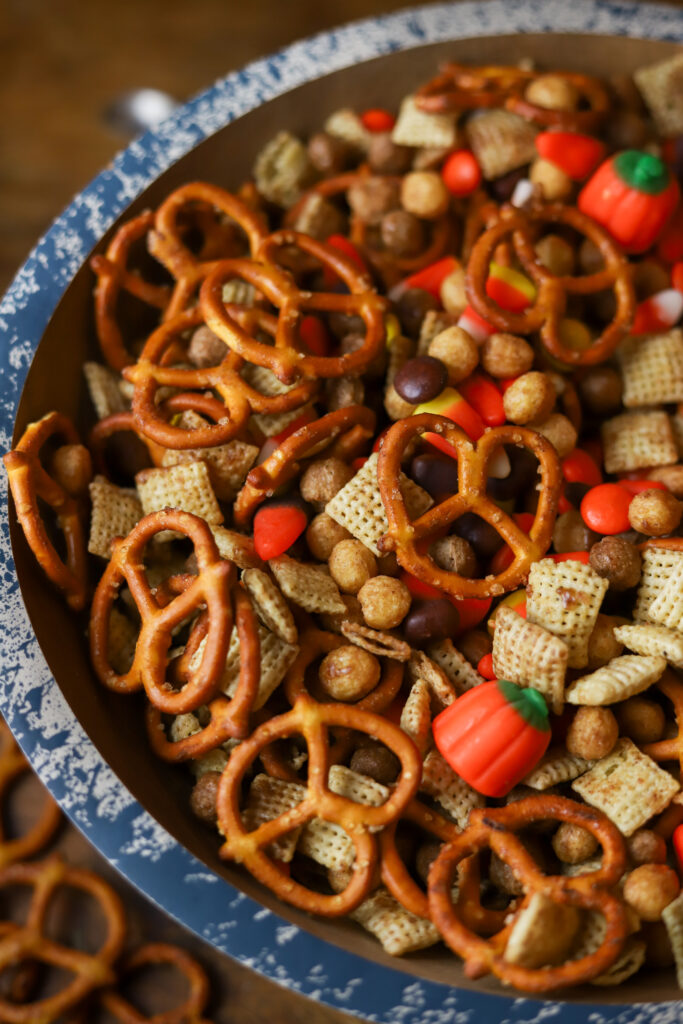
[591,939,646,987]
[492,606,568,714]
[242,568,297,645]
[136,460,223,528]
[160,411,258,502]
[243,774,306,862]
[662,890,683,989]
[325,452,432,557]
[564,654,666,706]
[504,892,581,969]
[601,410,677,474]
[614,622,683,670]
[340,621,411,661]
[617,329,683,407]
[240,363,297,398]
[427,639,484,695]
[522,749,595,790]
[465,109,537,180]
[253,130,313,208]
[571,737,680,836]
[645,565,683,632]
[84,361,128,420]
[210,526,263,570]
[634,53,683,136]
[634,545,683,625]
[391,94,459,149]
[408,650,458,710]
[420,749,484,829]
[526,558,608,669]
[269,554,346,615]
[324,108,372,153]
[350,888,440,956]
[88,476,143,558]
[251,403,315,439]
[400,679,433,757]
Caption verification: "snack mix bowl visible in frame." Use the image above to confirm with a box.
[2,0,683,1020]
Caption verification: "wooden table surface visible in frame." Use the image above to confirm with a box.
[1,1,681,1021]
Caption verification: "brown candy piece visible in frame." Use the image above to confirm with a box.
[394,356,448,405]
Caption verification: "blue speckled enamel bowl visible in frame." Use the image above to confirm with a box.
[2,2,683,1020]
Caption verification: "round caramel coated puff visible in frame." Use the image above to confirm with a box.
[623,864,681,922]
[350,743,401,784]
[551,822,600,864]
[566,706,619,761]
[347,176,401,225]
[380,210,425,257]
[319,594,363,635]
[306,513,351,561]
[481,333,534,379]
[427,326,479,385]
[616,696,666,745]
[429,535,478,576]
[328,539,378,593]
[50,444,93,498]
[318,645,381,701]
[533,413,578,459]
[439,266,468,317]
[587,614,626,669]
[400,171,450,220]
[578,365,623,416]
[502,372,556,425]
[524,74,580,111]
[626,829,668,867]
[367,133,413,175]
[534,234,576,277]
[530,158,573,202]
[299,457,354,510]
[357,575,411,630]
[553,510,599,555]
[190,772,221,825]
[187,324,227,367]
[628,489,683,537]
[589,536,642,591]
[307,132,352,175]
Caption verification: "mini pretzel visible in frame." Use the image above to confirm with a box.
[0,721,61,867]
[89,510,233,714]
[466,203,635,367]
[200,231,388,385]
[643,670,683,781]
[233,405,375,527]
[428,795,629,992]
[378,415,561,599]
[146,586,261,757]
[415,62,610,132]
[4,412,90,611]
[0,856,126,1023]
[90,211,172,371]
[216,692,421,916]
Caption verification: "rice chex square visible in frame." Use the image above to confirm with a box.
[392,94,459,149]
[526,558,608,669]
[634,545,683,624]
[617,329,683,407]
[465,109,537,180]
[88,475,143,558]
[564,654,666,705]
[350,888,440,955]
[602,410,678,474]
[634,53,683,136]
[614,622,683,670]
[269,554,346,615]
[492,606,568,713]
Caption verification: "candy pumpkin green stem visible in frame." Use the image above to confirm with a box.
[432,679,551,798]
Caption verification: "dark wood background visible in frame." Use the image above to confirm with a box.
[0,1,681,1021]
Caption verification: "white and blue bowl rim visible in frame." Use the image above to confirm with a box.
[1,2,682,1020]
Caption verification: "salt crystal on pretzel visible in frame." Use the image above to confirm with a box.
[572,737,679,836]
[350,888,440,955]
[269,554,346,615]
[160,412,258,502]
[244,774,306,862]
[614,622,683,669]
[210,525,263,570]
[662,890,683,988]
[465,109,537,180]
[602,410,678,474]
[135,461,223,537]
[253,130,315,208]
[492,606,568,714]
[427,639,484,695]
[564,654,666,706]
[324,108,373,153]
[617,330,683,408]
[522,750,595,790]
[400,679,433,757]
[107,607,138,675]
[634,52,683,137]
[420,749,484,829]
[242,568,297,645]
[84,361,128,419]
[88,475,143,559]
[340,620,411,661]
[408,650,458,710]
[526,558,608,669]
[591,939,646,986]
[504,891,581,969]
[325,452,432,557]
[391,94,459,149]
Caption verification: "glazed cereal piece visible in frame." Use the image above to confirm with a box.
[324,108,373,152]
[602,410,678,474]
[634,53,683,136]
[522,750,595,790]
[564,654,666,706]
[191,620,298,710]
[662,890,683,988]
[614,623,683,670]
[492,606,568,714]
[84,361,128,419]
[340,620,411,661]
[210,526,263,570]
[420,748,484,828]
[526,558,608,669]
[357,575,411,630]
[465,109,538,180]
[242,568,297,645]
[253,130,315,207]
[298,768,390,870]
[646,566,683,632]
[107,607,138,675]
[392,94,459,149]
[407,650,458,710]
[400,678,433,756]
[617,329,683,407]
[504,891,581,969]
[88,476,142,559]
[136,461,223,527]
[591,940,647,986]
[634,545,683,624]
[160,414,259,502]
[351,888,440,955]
[427,638,485,694]
[572,737,680,836]
[269,554,346,615]
[243,774,305,861]
[251,402,317,439]
[325,452,432,557]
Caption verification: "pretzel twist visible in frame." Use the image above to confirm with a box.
[0,722,61,868]
[466,203,635,366]
[643,670,683,780]
[428,795,629,992]
[89,510,233,714]
[4,412,90,611]
[0,857,126,1023]
[415,62,610,132]
[378,416,561,599]
[216,692,421,916]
